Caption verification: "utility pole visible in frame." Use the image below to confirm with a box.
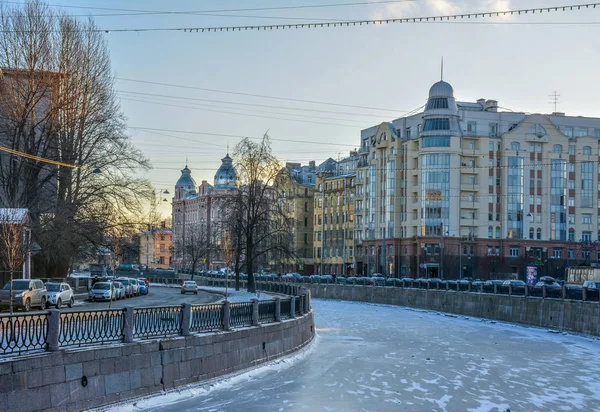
[320,187,325,275]
[549,91,561,113]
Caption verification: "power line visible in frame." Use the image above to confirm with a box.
[116,78,406,113]
[119,97,367,128]
[0,144,99,171]
[128,126,358,147]
[116,90,389,118]
[0,1,415,16]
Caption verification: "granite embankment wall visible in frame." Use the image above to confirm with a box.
[305,283,600,336]
[0,311,314,412]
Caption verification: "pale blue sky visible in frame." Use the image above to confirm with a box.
[33,0,600,213]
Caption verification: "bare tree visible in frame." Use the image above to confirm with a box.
[0,209,28,314]
[232,134,296,293]
[177,222,215,279]
[0,1,152,276]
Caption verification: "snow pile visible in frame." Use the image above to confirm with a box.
[148,283,180,289]
[198,286,273,302]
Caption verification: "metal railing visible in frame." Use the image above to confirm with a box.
[229,302,253,328]
[0,284,311,357]
[59,309,124,347]
[258,301,276,323]
[190,304,223,332]
[134,306,183,338]
[0,313,48,356]
[280,298,292,319]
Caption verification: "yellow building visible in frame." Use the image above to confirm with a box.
[139,225,173,269]
[314,172,356,275]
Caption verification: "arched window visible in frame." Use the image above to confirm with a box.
[495,226,501,239]
[553,144,562,153]
[488,226,493,238]
[536,228,542,240]
[568,229,575,242]
[510,142,520,151]
[583,146,592,155]
[529,228,534,240]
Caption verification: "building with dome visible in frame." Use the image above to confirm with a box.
[171,154,238,272]
[351,77,600,281]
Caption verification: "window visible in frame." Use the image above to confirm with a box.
[426,97,449,110]
[578,128,589,137]
[583,215,592,224]
[489,123,498,137]
[568,145,576,155]
[583,232,592,243]
[422,136,450,147]
[553,144,563,153]
[568,229,575,242]
[304,217,308,227]
[529,228,534,240]
[568,249,575,259]
[489,141,495,151]
[303,233,308,244]
[569,214,575,224]
[509,247,519,257]
[583,146,592,155]
[552,249,562,259]
[467,122,477,133]
[563,127,574,138]
[536,228,542,240]
[510,142,520,151]
[495,226,501,239]
[423,118,450,131]
[537,144,542,153]
[488,226,493,238]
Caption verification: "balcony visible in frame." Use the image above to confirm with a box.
[461,184,480,192]
[460,200,478,209]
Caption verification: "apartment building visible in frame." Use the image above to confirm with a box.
[354,78,600,281]
[139,223,173,269]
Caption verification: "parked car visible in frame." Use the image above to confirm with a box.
[113,281,126,299]
[88,282,116,301]
[485,280,504,286]
[116,278,134,297]
[129,278,140,296]
[138,279,148,295]
[583,280,600,289]
[371,276,385,286]
[535,280,562,289]
[502,280,526,287]
[46,282,74,309]
[0,279,47,311]
[139,277,150,287]
[181,280,199,294]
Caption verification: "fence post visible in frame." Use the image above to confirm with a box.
[124,306,134,343]
[493,284,498,294]
[251,298,259,326]
[524,284,528,297]
[274,297,281,322]
[467,282,471,293]
[223,300,231,331]
[302,293,308,314]
[181,304,191,336]
[426,280,430,290]
[582,287,587,301]
[562,284,567,300]
[47,309,60,351]
[445,281,449,291]
[508,284,512,296]
[290,296,296,319]
[542,285,547,299]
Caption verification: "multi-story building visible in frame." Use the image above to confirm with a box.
[275,162,317,274]
[354,78,600,281]
[139,223,173,269]
[171,154,237,271]
[314,156,357,275]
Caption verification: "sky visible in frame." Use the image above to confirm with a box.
[17,0,600,215]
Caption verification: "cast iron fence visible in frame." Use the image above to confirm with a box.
[0,313,48,356]
[229,302,253,328]
[134,306,182,338]
[190,304,224,332]
[258,301,276,323]
[59,309,124,347]
[280,298,292,320]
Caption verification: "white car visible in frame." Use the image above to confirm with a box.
[129,278,140,296]
[181,281,198,294]
[46,282,74,309]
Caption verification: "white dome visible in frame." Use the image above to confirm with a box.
[428,81,454,98]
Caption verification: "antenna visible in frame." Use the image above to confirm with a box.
[441,56,444,81]
[549,91,560,113]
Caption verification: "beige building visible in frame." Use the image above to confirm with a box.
[314,171,356,275]
[139,225,173,269]
[354,78,600,281]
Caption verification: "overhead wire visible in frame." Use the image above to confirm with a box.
[0,145,97,171]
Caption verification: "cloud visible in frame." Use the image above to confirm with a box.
[369,0,513,20]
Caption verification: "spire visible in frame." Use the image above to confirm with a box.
[185,155,188,168]
[441,56,444,81]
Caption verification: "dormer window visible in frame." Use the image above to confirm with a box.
[426,97,449,110]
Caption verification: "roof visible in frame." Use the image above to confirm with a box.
[324,173,356,181]
[175,166,197,191]
[428,80,454,98]
[0,208,28,224]
[141,227,173,235]
[214,153,237,189]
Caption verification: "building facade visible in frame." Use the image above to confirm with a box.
[314,156,357,275]
[275,162,317,274]
[139,224,173,269]
[354,79,600,281]
[171,154,237,272]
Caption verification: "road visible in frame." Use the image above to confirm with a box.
[0,287,223,314]
[131,299,600,412]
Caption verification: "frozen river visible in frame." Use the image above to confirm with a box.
[112,299,600,412]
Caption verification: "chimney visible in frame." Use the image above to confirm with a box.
[309,160,316,169]
[485,100,498,112]
[477,98,486,107]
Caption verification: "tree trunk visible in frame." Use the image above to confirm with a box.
[8,270,13,315]
[247,235,255,293]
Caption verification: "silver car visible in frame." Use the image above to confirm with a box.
[116,278,134,297]
[88,282,116,301]
[129,278,140,296]
[113,281,126,299]
[46,282,74,309]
